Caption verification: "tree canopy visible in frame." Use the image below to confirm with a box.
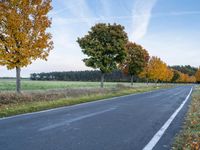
[120,42,149,85]
[139,56,174,83]
[195,68,200,83]
[77,23,128,87]
[0,0,53,69]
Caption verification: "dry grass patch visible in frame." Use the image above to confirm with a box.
[0,88,112,105]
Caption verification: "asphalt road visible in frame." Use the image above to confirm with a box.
[0,86,193,150]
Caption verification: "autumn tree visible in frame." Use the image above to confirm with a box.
[176,71,185,83]
[183,74,190,83]
[175,71,192,83]
[195,68,200,83]
[139,56,168,83]
[139,66,150,84]
[0,0,53,93]
[120,42,149,86]
[77,23,128,88]
[171,70,180,83]
[164,68,174,82]
[188,76,196,83]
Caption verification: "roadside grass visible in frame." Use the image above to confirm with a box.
[173,85,200,150]
[0,85,169,118]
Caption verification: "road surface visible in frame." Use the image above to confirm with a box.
[0,86,193,150]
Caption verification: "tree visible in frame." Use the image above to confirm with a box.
[171,70,180,83]
[176,71,185,83]
[120,42,149,86]
[188,76,196,83]
[195,68,200,83]
[139,56,168,83]
[0,0,53,93]
[175,71,193,83]
[77,23,128,88]
[164,68,174,82]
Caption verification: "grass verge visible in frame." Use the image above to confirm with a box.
[0,86,166,118]
[173,85,200,150]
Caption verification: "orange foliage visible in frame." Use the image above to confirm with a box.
[120,42,149,76]
[139,56,171,82]
[0,0,53,69]
[195,68,200,83]
[176,71,196,83]
[164,68,174,82]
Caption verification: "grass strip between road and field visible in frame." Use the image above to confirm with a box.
[173,85,200,150]
[0,86,166,118]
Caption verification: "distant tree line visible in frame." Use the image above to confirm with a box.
[170,65,197,76]
[30,70,141,82]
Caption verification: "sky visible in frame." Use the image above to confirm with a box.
[1,0,200,77]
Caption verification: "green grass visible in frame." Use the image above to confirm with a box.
[173,85,200,150]
[0,79,148,91]
[0,86,165,118]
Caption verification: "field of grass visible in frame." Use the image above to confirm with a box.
[0,79,151,91]
[173,85,200,150]
[0,79,173,118]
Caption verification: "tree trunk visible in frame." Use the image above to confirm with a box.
[16,67,21,94]
[155,80,158,86]
[131,75,134,86]
[146,79,149,86]
[100,73,105,88]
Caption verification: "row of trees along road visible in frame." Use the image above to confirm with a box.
[0,1,199,93]
[77,23,197,87]
[77,23,152,88]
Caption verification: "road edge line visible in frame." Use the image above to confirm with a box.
[142,87,193,150]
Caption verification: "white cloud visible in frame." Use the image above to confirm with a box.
[62,0,95,26]
[131,0,157,41]
[168,11,200,16]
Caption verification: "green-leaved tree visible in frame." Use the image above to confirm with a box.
[77,23,128,88]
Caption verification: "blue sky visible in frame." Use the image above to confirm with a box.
[1,0,200,77]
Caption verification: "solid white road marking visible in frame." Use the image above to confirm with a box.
[143,87,193,150]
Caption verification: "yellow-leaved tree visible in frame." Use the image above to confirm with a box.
[176,72,185,83]
[195,68,200,83]
[164,68,174,82]
[188,76,196,83]
[140,56,168,83]
[175,72,195,83]
[0,0,53,93]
